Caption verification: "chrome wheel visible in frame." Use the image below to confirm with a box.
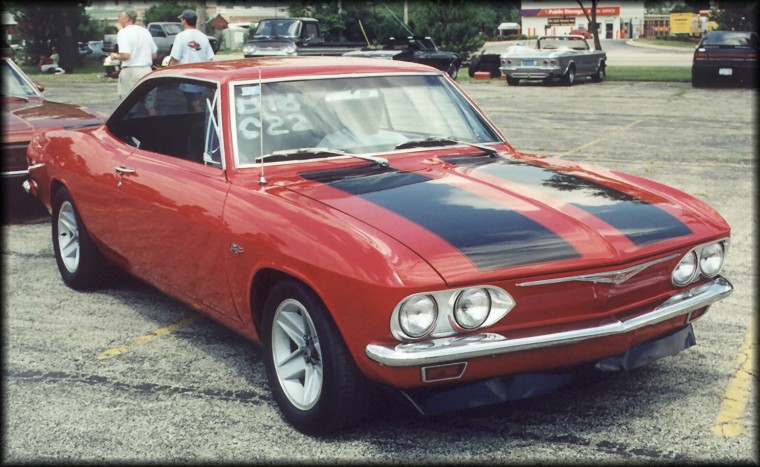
[57,200,80,273]
[271,298,323,411]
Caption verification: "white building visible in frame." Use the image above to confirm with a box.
[520,0,646,39]
[85,1,290,28]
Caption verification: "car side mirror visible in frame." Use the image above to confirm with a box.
[34,82,45,92]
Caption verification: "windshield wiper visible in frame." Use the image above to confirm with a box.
[394,136,498,157]
[255,147,389,167]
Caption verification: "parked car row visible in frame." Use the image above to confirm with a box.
[468,30,757,89]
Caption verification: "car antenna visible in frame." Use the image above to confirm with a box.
[258,67,267,186]
[382,3,415,36]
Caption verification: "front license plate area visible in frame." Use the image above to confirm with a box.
[719,68,733,76]
[521,60,535,66]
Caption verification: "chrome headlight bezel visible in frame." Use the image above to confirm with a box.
[672,250,698,286]
[397,295,438,339]
[671,239,729,287]
[453,288,491,330]
[391,286,515,341]
[699,241,725,278]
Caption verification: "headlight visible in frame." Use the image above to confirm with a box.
[699,242,725,277]
[398,295,437,338]
[454,288,491,329]
[243,44,257,54]
[672,250,698,286]
[284,44,297,55]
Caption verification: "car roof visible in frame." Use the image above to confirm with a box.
[146,56,442,85]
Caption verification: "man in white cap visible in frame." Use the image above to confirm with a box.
[110,6,157,101]
[169,9,215,111]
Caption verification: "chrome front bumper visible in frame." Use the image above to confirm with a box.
[500,65,561,79]
[365,277,733,367]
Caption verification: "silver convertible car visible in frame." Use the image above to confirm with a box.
[499,35,607,86]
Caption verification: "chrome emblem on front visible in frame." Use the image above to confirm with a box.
[516,253,680,287]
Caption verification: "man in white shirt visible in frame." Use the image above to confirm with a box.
[110,7,157,102]
[169,10,215,111]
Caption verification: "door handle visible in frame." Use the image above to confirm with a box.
[114,166,136,174]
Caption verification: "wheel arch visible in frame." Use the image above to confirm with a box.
[249,268,332,340]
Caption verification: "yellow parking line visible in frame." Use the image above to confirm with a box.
[97,316,200,360]
[712,322,756,437]
[555,119,642,159]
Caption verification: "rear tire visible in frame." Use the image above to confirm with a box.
[447,63,459,80]
[52,188,110,290]
[467,56,481,78]
[506,76,520,86]
[691,71,706,88]
[592,62,605,82]
[262,280,369,435]
[562,65,576,86]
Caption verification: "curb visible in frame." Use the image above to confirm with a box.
[625,39,694,52]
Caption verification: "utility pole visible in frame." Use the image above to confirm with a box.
[196,0,207,34]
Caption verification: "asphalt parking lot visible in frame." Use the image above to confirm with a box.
[3,74,756,463]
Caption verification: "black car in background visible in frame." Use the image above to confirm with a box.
[692,31,758,87]
[344,36,461,80]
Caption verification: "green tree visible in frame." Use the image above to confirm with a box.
[710,1,759,32]
[144,1,196,24]
[289,0,495,59]
[404,0,490,58]
[7,1,89,72]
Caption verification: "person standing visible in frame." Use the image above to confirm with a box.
[168,10,214,67]
[110,6,157,101]
[169,10,215,111]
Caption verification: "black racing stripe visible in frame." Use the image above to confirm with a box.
[443,157,692,246]
[301,167,580,270]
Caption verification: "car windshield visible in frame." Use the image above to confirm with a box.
[1,59,39,98]
[231,74,500,167]
[164,23,183,35]
[539,37,589,50]
[254,19,300,38]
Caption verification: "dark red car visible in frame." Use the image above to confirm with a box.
[2,57,105,207]
[25,57,733,434]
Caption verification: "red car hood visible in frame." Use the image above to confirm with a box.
[3,97,105,145]
[288,152,729,285]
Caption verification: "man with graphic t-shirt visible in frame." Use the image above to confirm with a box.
[169,10,215,111]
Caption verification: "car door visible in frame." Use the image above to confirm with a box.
[106,78,237,319]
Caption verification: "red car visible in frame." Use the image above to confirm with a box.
[2,57,104,205]
[25,57,732,434]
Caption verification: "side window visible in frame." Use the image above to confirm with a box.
[149,25,162,37]
[108,79,221,167]
[303,23,319,40]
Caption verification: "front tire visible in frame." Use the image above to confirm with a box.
[262,280,369,435]
[52,188,110,290]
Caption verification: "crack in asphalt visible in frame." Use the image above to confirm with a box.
[4,368,273,406]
